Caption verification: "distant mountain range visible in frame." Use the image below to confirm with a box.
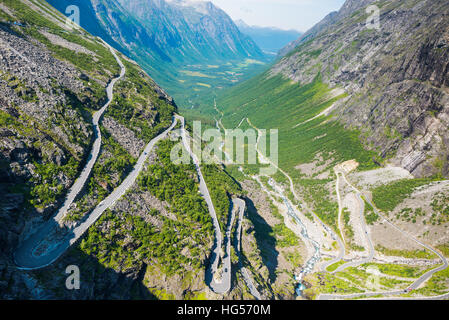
[46,0,267,107]
[219,0,449,179]
[235,19,302,55]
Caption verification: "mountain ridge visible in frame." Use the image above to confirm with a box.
[46,0,268,109]
[235,19,302,54]
[266,0,449,178]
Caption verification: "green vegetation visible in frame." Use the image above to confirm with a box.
[64,127,136,222]
[326,260,347,272]
[361,263,433,278]
[30,158,78,208]
[396,207,425,224]
[363,198,379,225]
[5,0,119,80]
[214,72,380,232]
[299,178,338,232]
[0,108,84,210]
[430,191,449,224]
[284,251,303,269]
[138,139,214,232]
[375,245,437,260]
[81,138,214,278]
[413,266,449,296]
[147,288,176,300]
[172,59,268,111]
[184,291,207,300]
[303,271,364,299]
[201,164,242,233]
[437,244,449,257]
[372,178,436,212]
[218,73,378,173]
[106,59,176,142]
[342,207,366,248]
[343,207,354,240]
[272,223,300,248]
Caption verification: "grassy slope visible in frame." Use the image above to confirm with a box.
[216,72,378,230]
[217,73,378,176]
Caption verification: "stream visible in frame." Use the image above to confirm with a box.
[267,178,321,295]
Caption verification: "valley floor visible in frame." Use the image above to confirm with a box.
[208,101,449,300]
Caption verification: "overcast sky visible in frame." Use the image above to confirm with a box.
[209,0,346,32]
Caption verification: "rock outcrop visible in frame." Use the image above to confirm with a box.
[0,0,177,299]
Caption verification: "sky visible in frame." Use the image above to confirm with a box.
[208,0,346,32]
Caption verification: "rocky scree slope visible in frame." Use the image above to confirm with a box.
[0,0,176,298]
[273,0,449,178]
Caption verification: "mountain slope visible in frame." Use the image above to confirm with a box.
[117,0,264,62]
[279,0,375,57]
[46,0,267,109]
[215,1,449,299]
[219,0,449,179]
[235,19,302,55]
[0,0,219,299]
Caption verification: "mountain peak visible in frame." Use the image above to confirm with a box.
[235,19,249,28]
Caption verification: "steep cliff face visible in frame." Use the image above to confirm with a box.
[45,0,267,110]
[273,0,449,177]
[46,0,265,67]
[117,0,264,62]
[0,0,180,298]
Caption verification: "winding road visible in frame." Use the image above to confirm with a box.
[327,169,375,273]
[332,192,375,273]
[245,118,346,274]
[243,115,448,300]
[175,115,230,294]
[210,108,263,297]
[14,41,180,270]
[53,39,125,224]
[15,40,127,269]
[233,198,262,299]
[318,172,448,300]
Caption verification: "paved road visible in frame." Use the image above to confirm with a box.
[14,43,181,269]
[233,198,262,299]
[211,108,263,297]
[319,289,449,300]
[335,172,346,247]
[15,115,178,270]
[318,172,449,300]
[212,198,237,294]
[175,115,228,293]
[331,171,375,273]
[246,118,345,275]
[15,41,126,269]
[333,193,375,272]
[215,109,448,300]
[55,40,125,223]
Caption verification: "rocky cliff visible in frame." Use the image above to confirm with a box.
[46,0,265,72]
[118,0,265,62]
[0,0,183,298]
[273,0,449,177]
